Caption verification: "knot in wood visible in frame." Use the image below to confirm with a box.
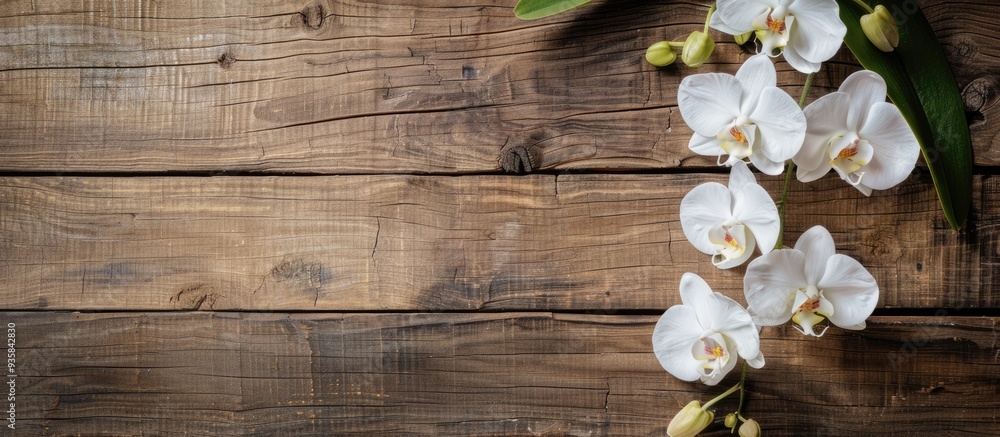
[962,76,997,126]
[217,52,236,69]
[301,3,325,30]
[499,144,535,174]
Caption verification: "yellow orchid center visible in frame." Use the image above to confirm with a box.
[729,126,747,144]
[798,297,820,312]
[693,334,731,376]
[837,146,858,159]
[718,122,755,166]
[766,15,786,33]
[709,345,725,358]
[827,134,875,186]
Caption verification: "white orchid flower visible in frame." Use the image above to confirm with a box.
[678,54,806,175]
[710,0,847,74]
[793,70,920,195]
[653,273,765,386]
[743,226,878,337]
[680,161,780,269]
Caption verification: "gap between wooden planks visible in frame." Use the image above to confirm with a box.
[1,311,997,436]
[0,173,994,311]
[0,0,997,173]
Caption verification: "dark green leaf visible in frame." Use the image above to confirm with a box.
[838,0,973,230]
[514,0,594,20]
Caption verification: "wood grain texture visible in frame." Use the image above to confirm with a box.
[0,0,996,173]
[1,173,994,311]
[3,311,997,436]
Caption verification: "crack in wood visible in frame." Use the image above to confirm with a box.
[371,216,381,270]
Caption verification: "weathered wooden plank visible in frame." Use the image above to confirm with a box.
[0,0,996,173]
[0,173,993,311]
[2,312,997,435]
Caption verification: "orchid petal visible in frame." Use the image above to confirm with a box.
[731,183,780,254]
[680,183,733,256]
[797,160,832,182]
[840,321,866,331]
[727,160,757,194]
[748,150,785,175]
[786,0,846,64]
[715,0,771,33]
[858,102,920,190]
[746,350,765,369]
[839,70,887,132]
[678,73,744,137]
[781,42,822,74]
[751,87,806,162]
[736,54,777,115]
[706,294,761,361]
[796,92,851,173]
[689,133,725,157]
[652,305,705,382]
[793,225,836,285]
[679,272,715,325]
[854,183,873,197]
[709,12,747,36]
[680,273,760,361]
[818,254,879,329]
[744,249,808,326]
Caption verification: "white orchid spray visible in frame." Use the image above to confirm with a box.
[514,0,969,434]
[652,273,764,386]
[641,3,905,435]
[678,54,806,175]
[743,226,879,336]
[710,0,847,74]
[793,70,921,195]
[679,161,780,269]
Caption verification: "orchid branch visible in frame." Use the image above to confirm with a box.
[775,72,816,249]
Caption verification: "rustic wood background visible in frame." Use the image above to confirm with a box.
[1,0,997,435]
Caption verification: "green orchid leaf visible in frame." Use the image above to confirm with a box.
[838,0,973,230]
[514,0,594,20]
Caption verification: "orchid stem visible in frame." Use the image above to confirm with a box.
[775,160,796,250]
[701,380,741,410]
[731,362,749,432]
[775,72,815,250]
[851,0,876,14]
[798,72,815,108]
[704,4,716,34]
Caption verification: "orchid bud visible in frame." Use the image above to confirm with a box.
[861,5,899,52]
[734,31,753,46]
[724,413,738,428]
[667,401,714,437]
[681,31,714,67]
[645,41,677,67]
[738,418,761,437]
